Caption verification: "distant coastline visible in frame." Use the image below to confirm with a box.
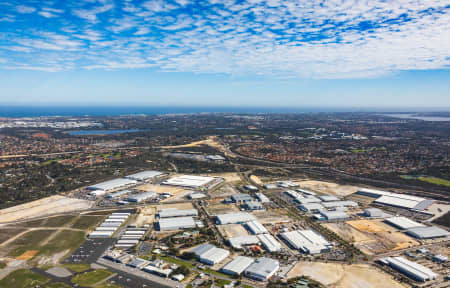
[0,106,448,118]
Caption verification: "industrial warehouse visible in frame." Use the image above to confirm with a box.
[215,212,256,224]
[356,188,435,211]
[280,229,331,254]
[124,170,164,181]
[380,256,438,282]
[192,244,230,265]
[87,178,138,195]
[162,175,221,189]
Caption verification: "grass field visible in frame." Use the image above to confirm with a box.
[71,216,105,230]
[18,219,48,227]
[0,228,27,244]
[0,269,50,288]
[71,269,114,287]
[44,282,72,288]
[7,229,54,257]
[0,262,6,269]
[401,175,450,187]
[40,230,86,256]
[63,263,91,273]
[44,215,77,227]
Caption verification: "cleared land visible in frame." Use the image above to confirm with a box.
[295,180,360,196]
[252,209,292,224]
[0,269,50,288]
[217,224,250,238]
[205,200,240,215]
[208,183,239,199]
[287,262,406,288]
[333,220,419,255]
[5,229,55,257]
[0,195,93,223]
[71,215,106,230]
[0,228,27,245]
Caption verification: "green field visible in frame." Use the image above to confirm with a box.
[71,269,114,287]
[401,175,450,187]
[71,216,105,230]
[7,229,54,257]
[0,262,7,269]
[44,282,72,288]
[0,228,27,244]
[40,230,86,256]
[63,263,91,273]
[418,176,450,187]
[0,269,50,288]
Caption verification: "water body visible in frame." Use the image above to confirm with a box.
[0,106,426,117]
[68,129,143,135]
[381,114,450,122]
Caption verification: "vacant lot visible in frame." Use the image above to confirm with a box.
[44,215,78,227]
[0,228,27,245]
[0,195,93,223]
[40,230,86,256]
[71,216,106,230]
[6,229,55,257]
[252,209,292,224]
[208,183,239,198]
[0,269,50,288]
[295,180,360,196]
[217,224,250,238]
[335,220,419,255]
[287,262,406,288]
[72,269,114,287]
[205,200,240,215]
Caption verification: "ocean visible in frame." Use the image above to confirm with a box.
[0,106,446,118]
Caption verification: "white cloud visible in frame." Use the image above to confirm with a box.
[2,0,450,78]
[17,5,36,14]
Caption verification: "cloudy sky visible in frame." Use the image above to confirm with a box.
[0,0,449,108]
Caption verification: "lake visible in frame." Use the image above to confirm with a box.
[67,129,144,135]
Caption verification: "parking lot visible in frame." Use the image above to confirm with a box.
[64,238,116,264]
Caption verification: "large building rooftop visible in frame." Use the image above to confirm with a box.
[221,256,254,275]
[382,256,437,282]
[384,217,425,230]
[125,170,163,181]
[162,175,217,188]
[216,213,256,225]
[406,226,450,239]
[280,230,331,254]
[244,257,279,281]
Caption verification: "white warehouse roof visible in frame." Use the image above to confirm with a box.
[125,170,163,181]
[299,203,324,212]
[87,178,137,192]
[384,217,425,230]
[319,195,340,202]
[162,175,217,188]
[244,257,279,281]
[192,244,230,265]
[216,213,256,225]
[221,256,254,275]
[158,208,198,218]
[382,256,438,282]
[357,188,433,211]
[257,234,283,252]
[320,211,349,220]
[245,220,268,235]
[255,193,271,203]
[322,201,358,208]
[280,230,331,254]
[158,217,196,231]
[126,192,157,202]
[228,236,259,249]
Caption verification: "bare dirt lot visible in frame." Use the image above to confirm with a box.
[295,180,360,196]
[131,203,194,226]
[208,183,239,199]
[335,220,419,255]
[205,199,240,215]
[0,196,93,223]
[137,183,191,202]
[252,209,292,224]
[287,262,407,288]
[217,224,250,239]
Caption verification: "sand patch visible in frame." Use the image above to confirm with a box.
[0,196,93,223]
[16,250,38,260]
[217,224,250,238]
[346,220,391,233]
[287,262,406,288]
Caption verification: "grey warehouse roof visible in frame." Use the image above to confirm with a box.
[221,256,254,275]
[406,226,450,239]
[158,208,198,218]
[244,257,279,280]
[125,170,163,181]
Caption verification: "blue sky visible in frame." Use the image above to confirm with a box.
[0,0,449,108]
